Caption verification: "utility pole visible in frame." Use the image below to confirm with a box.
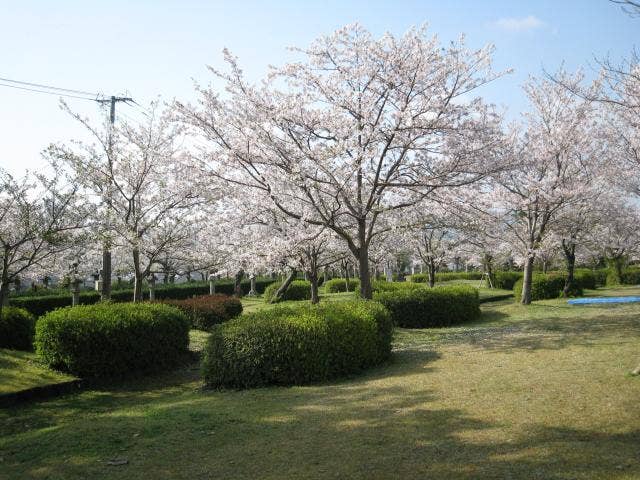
[96,95,133,301]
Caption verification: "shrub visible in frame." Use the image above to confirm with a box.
[435,272,484,282]
[374,285,480,328]
[491,271,522,290]
[593,269,608,287]
[202,300,393,388]
[9,291,100,317]
[323,278,361,293]
[0,307,35,350]
[408,274,429,283]
[263,280,312,303]
[9,279,277,317]
[372,281,425,293]
[573,269,597,290]
[161,294,242,330]
[513,274,583,301]
[621,267,640,286]
[35,303,190,378]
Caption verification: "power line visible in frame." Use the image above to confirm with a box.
[0,81,98,101]
[0,76,99,97]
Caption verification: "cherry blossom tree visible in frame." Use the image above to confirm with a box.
[52,102,204,301]
[585,199,640,284]
[178,24,506,299]
[0,166,86,316]
[401,205,464,286]
[478,72,599,304]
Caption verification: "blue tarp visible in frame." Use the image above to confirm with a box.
[568,296,640,305]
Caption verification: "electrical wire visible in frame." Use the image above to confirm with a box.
[0,76,99,97]
[0,81,99,101]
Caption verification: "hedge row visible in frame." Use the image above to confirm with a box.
[374,285,480,328]
[161,294,242,330]
[323,278,361,293]
[513,274,584,301]
[407,274,430,283]
[0,307,35,350]
[372,281,425,293]
[436,272,484,282]
[409,272,485,283]
[202,300,393,388]
[491,271,522,290]
[9,278,276,316]
[263,280,312,303]
[35,303,190,378]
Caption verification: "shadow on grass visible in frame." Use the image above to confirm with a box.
[1,363,639,479]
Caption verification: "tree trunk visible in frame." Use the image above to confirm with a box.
[248,275,257,296]
[131,246,144,302]
[0,280,9,320]
[521,255,535,305]
[273,269,296,302]
[562,240,576,298]
[233,269,244,297]
[149,275,156,301]
[614,256,625,284]
[101,248,112,301]
[483,253,494,288]
[356,246,372,299]
[308,270,319,304]
[343,261,351,292]
[427,260,436,288]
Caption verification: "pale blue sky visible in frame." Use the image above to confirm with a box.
[0,0,637,175]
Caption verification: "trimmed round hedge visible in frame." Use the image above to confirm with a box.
[202,300,393,389]
[0,307,35,350]
[161,294,242,330]
[263,280,311,303]
[513,274,583,301]
[35,303,190,378]
[374,285,480,328]
[323,278,360,293]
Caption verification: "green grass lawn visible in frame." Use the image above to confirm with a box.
[0,349,76,395]
[1,287,639,479]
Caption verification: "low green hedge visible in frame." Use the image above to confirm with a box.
[9,279,276,316]
[161,294,242,330]
[513,274,583,301]
[0,307,35,350]
[409,272,485,283]
[372,281,425,292]
[573,269,597,290]
[435,272,484,282]
[593,269,608,287]
[374,285,480,328]
[491,271,522,290]
[323,278,361,293]
[202,300,393,389]
[621,267,640,285]
[263,280,312,303]
[408,274,429,283]
[35,303,190,378]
